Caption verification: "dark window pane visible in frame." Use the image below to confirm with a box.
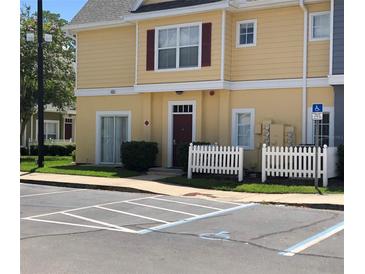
[188,105,193,112]
[179,105,183,112]
[246,34,254,44]
[184,105,188,112]
[240,35,247,44]
[173,105,177,112]
[179,46,199,68]
[322,126,329,136]
[158,48,176,69]
[322,113,330,123]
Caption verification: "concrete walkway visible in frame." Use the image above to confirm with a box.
[20,172,343,208]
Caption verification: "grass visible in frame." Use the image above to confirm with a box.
[20,156,140,178]
[160,176,344,194]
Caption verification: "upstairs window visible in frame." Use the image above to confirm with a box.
[236,19,257,47]
[310,12,330,41]
[156,23,201,70]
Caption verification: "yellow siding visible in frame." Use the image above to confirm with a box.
[75,95,145,163]
[230,6,304,81]
[230,2,330,81]
[77,26,136,89]
[137,11,222,84]
[307,2,331,78]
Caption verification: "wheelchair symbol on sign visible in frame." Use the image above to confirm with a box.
[312,104,323,113]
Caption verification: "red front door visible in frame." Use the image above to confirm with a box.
[173,114,192,167]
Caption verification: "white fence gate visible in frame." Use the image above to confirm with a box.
[261,144,338,187]
[187,143,244,182]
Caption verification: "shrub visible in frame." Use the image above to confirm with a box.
[121,141,158,171]
[29,144,76,156]
[72,150,76,162]
[20,147,28,156]
[337,144,344,179]
[176,141,211,171]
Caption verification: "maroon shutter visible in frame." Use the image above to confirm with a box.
[201,23,212,67]
[146,29,155,71]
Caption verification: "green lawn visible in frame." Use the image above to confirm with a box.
[160,176,344,194]
[20,156,140,178]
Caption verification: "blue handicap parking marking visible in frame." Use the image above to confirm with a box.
[312,104,323,113]
[199,231,231,241]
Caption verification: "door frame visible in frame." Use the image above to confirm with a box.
[95,111,131,165]
[63,116,74,141]
[167,101,196,167]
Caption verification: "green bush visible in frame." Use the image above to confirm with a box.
[20,147,28,156]
[72,150,76,162]
[29,144,76,156]
[337,144,344,179]
[176,141,211,171]
[121,141,158,171]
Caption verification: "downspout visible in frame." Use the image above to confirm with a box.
[299,0,308,144]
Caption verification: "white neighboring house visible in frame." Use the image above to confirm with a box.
[21,104,76,147]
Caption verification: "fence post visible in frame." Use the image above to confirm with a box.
[187,143,193,179]
[238,147,244,182]
[323,145,328,187]
[261,144,267,182]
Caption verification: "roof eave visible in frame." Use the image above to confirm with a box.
[124,1,230,22]
[62,19,133,33]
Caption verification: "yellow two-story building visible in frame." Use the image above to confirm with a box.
[65,0,339,170]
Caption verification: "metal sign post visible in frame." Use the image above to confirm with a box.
[312,104,323,194]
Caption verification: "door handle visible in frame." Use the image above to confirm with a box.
[173,139,176,145]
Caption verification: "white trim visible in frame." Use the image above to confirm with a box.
[307,106,334,146]
[75,78,330,97]
[62,20,132,33]
[236,19,257,48]
[328,74,344,85]
[221,10,226,80]
[124,1,229,22]
[230,0,326,11]
[154,22,202,72]
[329,0,334,74]
[75,33,78,90]
[95,111,132,165]
[167,101,196,167]
[35,120,60,141]
[135,22,139,85]
[231,108,255,150]
[309,11,331,42]
[76,87,137,97]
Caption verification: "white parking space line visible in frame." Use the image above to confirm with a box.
[151,197,223,210]
[279,221,344,256]
[95,206,170,224]
[23,195,162,219]
[138,203,257,234]
[125,201,198,217]
[22,217,130,232]
[62,212,137,233]
[20,189,87,198]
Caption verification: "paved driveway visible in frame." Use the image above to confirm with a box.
[21,183,344,274]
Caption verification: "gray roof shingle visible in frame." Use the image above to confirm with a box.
[69,0,134,25]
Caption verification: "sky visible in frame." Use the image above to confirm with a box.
[20,0,88,22]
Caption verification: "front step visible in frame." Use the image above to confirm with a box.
[147,167,183,176]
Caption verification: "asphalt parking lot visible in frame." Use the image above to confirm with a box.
[21,183,344,274]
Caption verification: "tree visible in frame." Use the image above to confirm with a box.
[20,6,75,142]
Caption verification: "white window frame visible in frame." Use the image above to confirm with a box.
[307,106,334,146]
[95,111,132,165]
[154,22,202,72]
[231,108,255,150]
[309,11,330,41]
[236,19,257,48]
[35,120,60,140]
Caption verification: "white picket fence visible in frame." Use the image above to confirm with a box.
[187,143,244,182]
[261,144,338,187]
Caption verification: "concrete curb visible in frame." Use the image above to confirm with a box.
[20,178,344,211]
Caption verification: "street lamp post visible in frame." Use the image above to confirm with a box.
[37,0,44,167]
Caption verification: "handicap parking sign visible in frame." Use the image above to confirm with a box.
[312,104,323,113]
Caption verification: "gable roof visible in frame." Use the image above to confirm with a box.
[69,0,134,25]
[133,0,223,13]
